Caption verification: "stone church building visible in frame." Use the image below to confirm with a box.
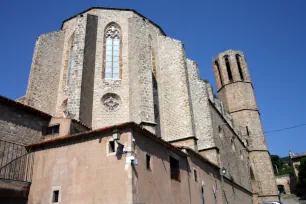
[0,7,279,204]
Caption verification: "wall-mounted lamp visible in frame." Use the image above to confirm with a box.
[220,167,226,176]
[112,128,120,141]
[126,155,138,165]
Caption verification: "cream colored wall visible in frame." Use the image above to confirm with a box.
[28,131,133,204]
[276,175,291,194]
[49,117,71,137]
[132,130,223,204]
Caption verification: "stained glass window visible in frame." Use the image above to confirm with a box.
[105,24,120,79]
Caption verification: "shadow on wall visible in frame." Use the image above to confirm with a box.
[0,198,28,204]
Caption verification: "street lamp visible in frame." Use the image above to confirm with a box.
[112,128,120,141]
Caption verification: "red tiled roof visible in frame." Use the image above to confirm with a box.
[292,152,306,160]
[27,121,223,170]
[27,122,186,156]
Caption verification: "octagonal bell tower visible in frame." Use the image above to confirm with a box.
[212,50,279,203]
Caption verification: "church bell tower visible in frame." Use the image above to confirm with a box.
[212,50,279,203]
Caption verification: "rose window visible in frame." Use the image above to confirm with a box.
[102,94,120,111]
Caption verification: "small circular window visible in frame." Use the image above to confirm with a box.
[102,93,121,111]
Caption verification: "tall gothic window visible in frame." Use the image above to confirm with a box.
[67,45,73,85]
[236,54,244,81]
[224,56,233,82]
[104,23,120,79]
[215,60,223,86]
[63,32,75,87]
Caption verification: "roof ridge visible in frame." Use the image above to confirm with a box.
[60,6,166,36]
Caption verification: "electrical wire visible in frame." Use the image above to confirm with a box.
[264,123,306,134]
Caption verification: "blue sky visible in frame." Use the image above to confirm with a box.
[0,0,305,157]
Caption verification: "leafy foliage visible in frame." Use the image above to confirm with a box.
[297,158,306,187]
[270,155,292,176]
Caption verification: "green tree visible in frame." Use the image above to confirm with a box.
[297,158,306,187]
[271,155,283,174]
[270,155,292,176]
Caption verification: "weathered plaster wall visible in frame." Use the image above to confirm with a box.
[132,130,223,204]
[275,175,291,194]
[28,131,133,204]
[133,129,253,204]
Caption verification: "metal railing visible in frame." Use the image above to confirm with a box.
[0,140,34,182]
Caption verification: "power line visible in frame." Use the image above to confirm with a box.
[264,123,306,134]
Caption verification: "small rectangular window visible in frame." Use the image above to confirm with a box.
[43,125,60,136]
[146,154,151,171]
[52,190,59,203]
[194,169,198,182]
[170,156,180,181]
[109,141,115,153]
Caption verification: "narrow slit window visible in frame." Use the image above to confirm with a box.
[67,45,73,85]
[231,139,236,152]
[215,60,223,86]
[170,156,180,181]
[146,154,151,171]
[65,32,75,86]
[224,56,233,82]
[52,190,59,203]
[109,141,115,153]
[236,54,244,81]
[104,23,120,79]
[194,169,198,182]
[218,125,224,139]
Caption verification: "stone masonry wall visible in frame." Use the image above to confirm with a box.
[91,10,132,129]
[156,36,194,141]
[185,59,214,150]
[55,18,77,117]
[209,103,252,192]
[213,50,251,91]
[231,110,268,151]
[79,14,98,128]
[128,16,155,125]
[219,82,257,113]
[0,103,49,144]
[60,9,164,129]
[66,15,87,121]
[25,31,64,115]
[213,50,279,202]
[222,177,253,204]
[249,152,279,199]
